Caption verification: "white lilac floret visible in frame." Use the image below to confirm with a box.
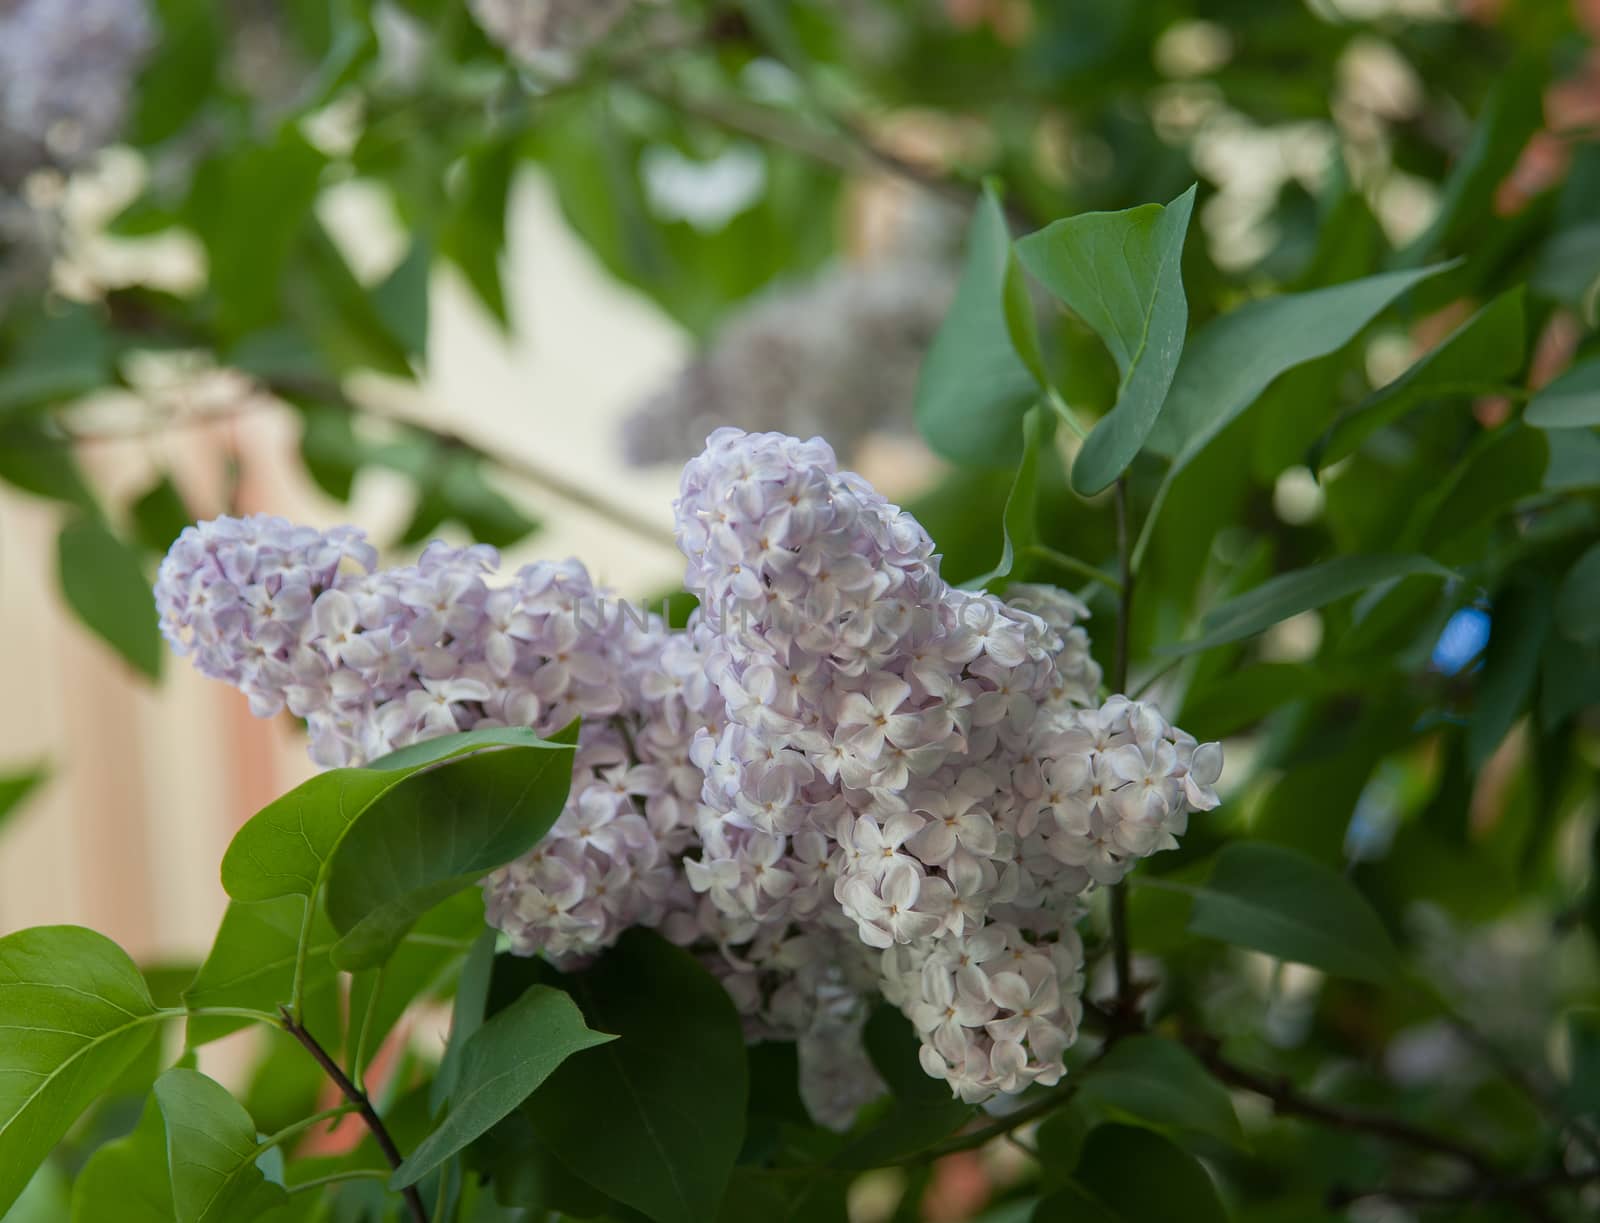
[156,428,1221,1114]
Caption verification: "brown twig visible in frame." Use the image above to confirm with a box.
[279,1006,428,1223]
[1183,1033,1495,1175]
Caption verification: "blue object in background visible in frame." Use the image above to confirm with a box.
[1431,607,1491,675]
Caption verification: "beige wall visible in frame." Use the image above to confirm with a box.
[0,172,690,962]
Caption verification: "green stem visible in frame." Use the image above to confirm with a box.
[288,888,317,1023]
[287,1168,391,1196]
[167,1005,283,1028]
[1026,546,1123,593]
[258,1105,358,1156]
[352,964,387,1093]
[1046,387,1090,441]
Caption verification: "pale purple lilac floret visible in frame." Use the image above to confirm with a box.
[156,427,1221,1114]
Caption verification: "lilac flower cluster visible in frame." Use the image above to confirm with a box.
[156,428,1220,1110]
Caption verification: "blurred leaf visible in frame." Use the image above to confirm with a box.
[1159,554,1454,657]
[297,400,364,502]
[1566,1009,1600,1117]
[69,1094,173,1223]
[56,517,162,680]
[1015,185,1195,494]
[442,138,518,328]
[221,727,572,904]
[130,474,192,555]
[963,406,1048,590]
[1532,223,1600,308]
[0,926,162,1217]
[154,1068,289,1223]
[1186,843,1402,983]
[190,132,326,337]
[1415,425,1547,551]
[1035,1105,1090,1192]
[525,930,748,1223]
[1526,359,1600,429]
[288,222,415,378]
[916,186,1041,468]
[0,306,114,415]
[1556,543,1600,644]
[129,0,220,144]
[324,725,578,968]
[0,422,95,510]
[1177,663,1324,741]
[1468,579,1551,770]
[1394,59,1546,265]
[1077,1035,1244,1148]
[182,896,338,1047]
[1314,289,1526,470]
[1541,632,1600,726]
[393,985,614,1188]
[1053,1125,1226,1223]
[0,766,46,836]
[373,236,432,361]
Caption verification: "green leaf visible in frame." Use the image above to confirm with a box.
[1527,359,1600,429]
[393,985,614,1189]
[524,930,748,1223]
[1556,543,1600,645]
[1016,185,1196,495]
[1469,580,1551,770]
[323,725,578,968]
[56,517,163,680]
[441,139,518,328]
[1565,1009,1600,1116]
[0,766,46,836]
[431,930,497,1115]
[182,896,338,1046]
[154,1068,289,1223]
[69,1094,174,1223]
[189,133,327,337]
[915,186,1042,468]
[1186,842,1402,983]
[1146,265,1447,468]
[372,236,432,362]
[0,925,163,1216]
[0,306,114,415]
[1313,288,1527,470]
[1055,1125,1227,1223]
[0,421,95,510]
[1077,1035,1244,1148]
[220,727,574,904]
[1160,554,1454,657]
[129,0,220,144]
[963,406,1048,590]
[130,473,193,555]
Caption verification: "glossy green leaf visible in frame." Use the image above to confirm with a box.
[1077,1035,1244,1148]
[1556,543,1600,645]
[1016,185,1195,494]
[69,1094,173,1223]
[220,727,574,904]
[1314,288,1526,470]
[1159,554,1454,656]
[1187,843,1402,983]
[916,186,1041,468]
[962,406,1048,590]
[155,1068,289,1223]
[182,896,338,1046]
[323,725,577,968]
[393,985,614,1188]
[524,930,748,1223]
[0,926,163,1216]
[56,518,163,680]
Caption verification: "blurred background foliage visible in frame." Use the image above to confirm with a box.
[3,0,1600,1219]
